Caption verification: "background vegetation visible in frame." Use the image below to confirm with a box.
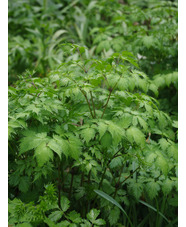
[8,0,178,226]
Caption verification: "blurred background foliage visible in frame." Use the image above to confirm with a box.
[8,0,178,119]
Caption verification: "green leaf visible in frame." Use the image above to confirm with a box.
[100,131,112,148]
[158,138,170,150]
[108,207,120,225]
[128,182,143,200]
[53,135,69,157]
[16,224,33,227]
[97,121,108,138]
[87,209,100,222]
[49,210,63,222]
[18,176,30,193]
[80,127,96,144]
[149,84,159,97]
[118,114,132,129]
[19,131,48,154]
[137,116,148,131]
[126,126,145,147]
[145,181,160,199]
[35,142,53,166]
[67,210,82,223]
[162,178,174,195]
[48,139,63,159]
[61,196,70,212]
[142,36,155,48]
[94,190,133,226]
[93,218,106,225]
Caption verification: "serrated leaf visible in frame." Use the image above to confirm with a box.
[128,182,143,200]
[162,178,174,195]
[145,181,160,199]
[155,153,168,175]
[61,196,70,212]
[100,131,112,148]
[35,142,53,166]
[93,218,106,225]
[126,126,145,147]
[118,114,132,129]
[137,116,148,131]
[87,209,100,222]
[159,138,170,150]
[19,131,48,154]
[80,127,96,144]
[53,135,69,157]
[48,139,63,159]
[107,121,124,144]
[149,83,159,97]
[67,211,82,223]
[109,156,123,169]
[108,207,120,225]
[97,122,108,138]
[49,211,63,222]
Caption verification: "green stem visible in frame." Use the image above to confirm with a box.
[90,91,96,118]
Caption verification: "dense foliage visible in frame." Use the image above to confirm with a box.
[9,1,178,226]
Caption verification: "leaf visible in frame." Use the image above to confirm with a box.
[139,200,169,223]
[109,156,123,169]
[94,190,133,226]
[107,121,124,144]
[128,182,143,200]
[162,178,174,195]
[118,114,132,129]
[100,131,112,148]
[158,138,170,150]
[142,36,155,48]
[67,210,82,223]
[145,181,160,199]
[137,116,148,131]
[93,219,106,225]
[108,207,120,225]
[87,209,100,222]
[149,84,159,97]
[48,139,63,159]
[80,127,96,144]
[53,135,69,157]
[60,196,70,212]
[126,126,145,147]
[155,153,168,175]
[35,142,53,166]
[18,176,30,193]
[19,131,48,154]
[16,224,33,227]
[68,135,82,160]
[97,122,108,138]
[49,210,63,222]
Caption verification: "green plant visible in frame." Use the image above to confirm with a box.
[9,45,177,226]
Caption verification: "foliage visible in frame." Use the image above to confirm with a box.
[9,46,178,226]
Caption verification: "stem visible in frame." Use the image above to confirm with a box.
[90,91,96,118]
[101,89,112,118]
[57,159,61,208]
[113,164,124,199]
[101,75,122,119]
[120,166,140,185]
[69,173,74,199]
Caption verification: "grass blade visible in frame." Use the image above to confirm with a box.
[94,189,133,227]
[139,200,169,223]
